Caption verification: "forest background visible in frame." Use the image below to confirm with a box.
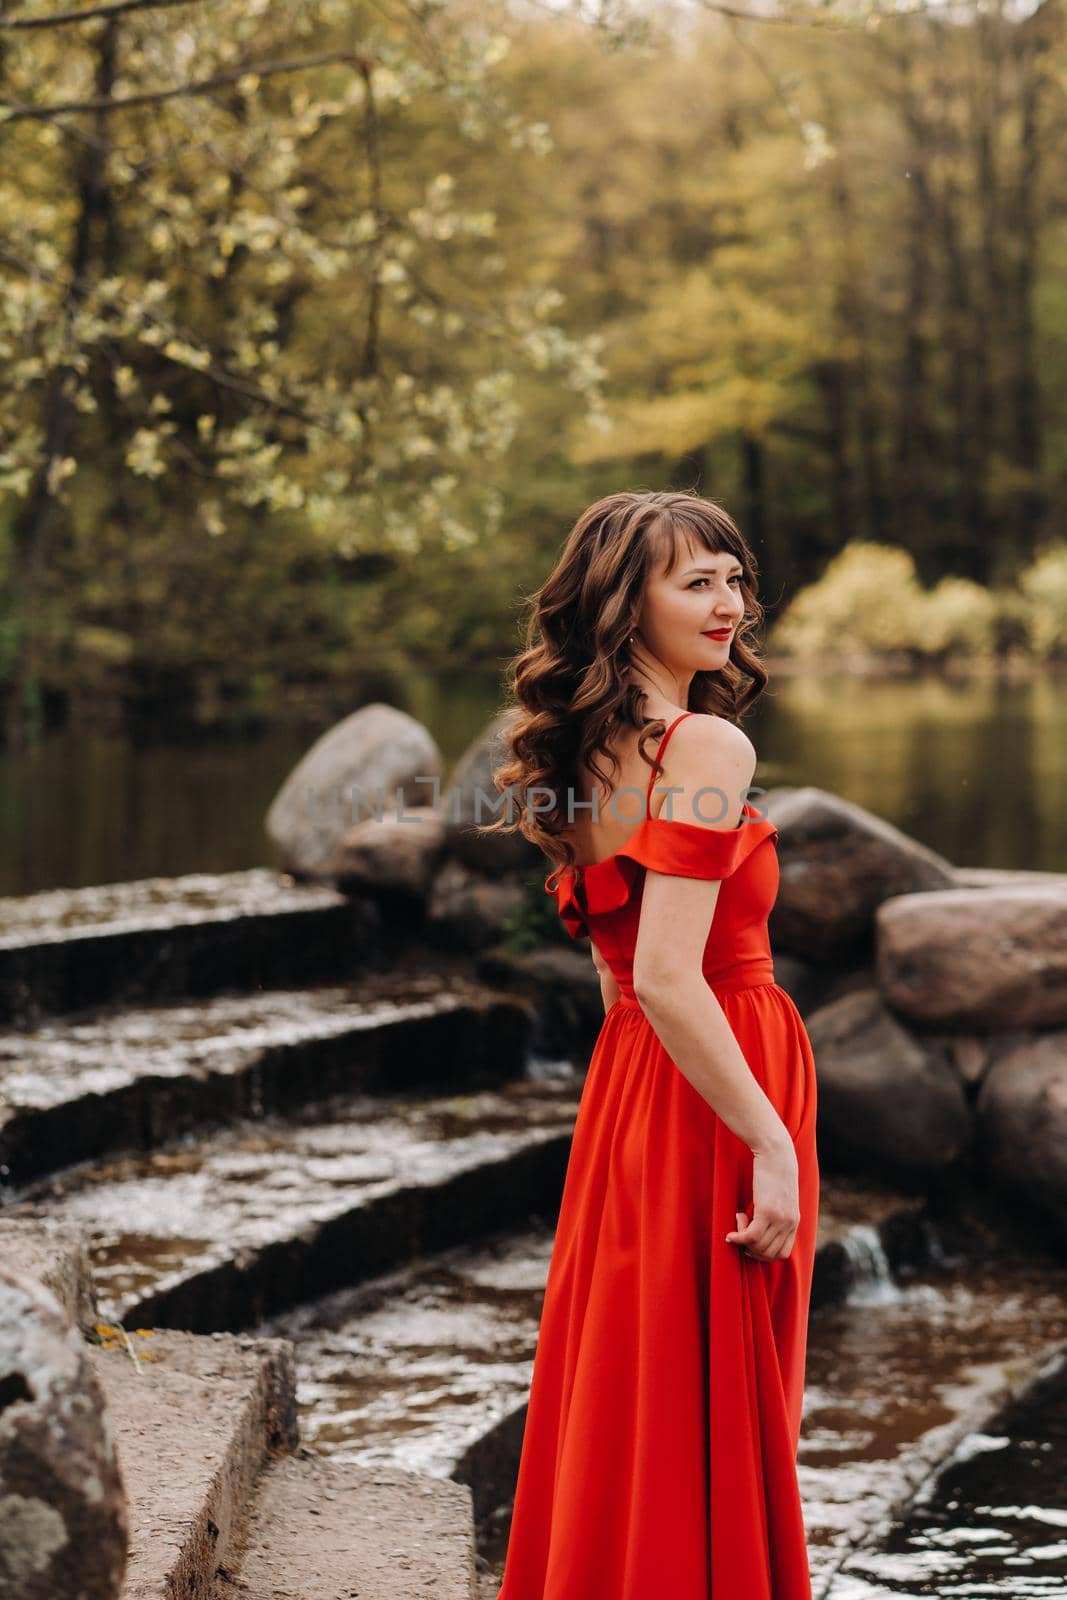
[2,0,1065,752]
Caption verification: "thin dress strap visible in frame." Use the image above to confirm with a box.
[645,711,693,812]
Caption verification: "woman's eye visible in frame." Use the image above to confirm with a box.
[688,576,743,588]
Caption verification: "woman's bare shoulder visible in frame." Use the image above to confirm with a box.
[670,710,756,764]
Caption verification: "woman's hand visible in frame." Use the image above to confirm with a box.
[725,1136,800,1262]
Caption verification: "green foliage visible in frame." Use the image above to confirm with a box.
[769,540,1062,663]
[0,0,606,717]
[499,867,568,955]
[1,0,1065,735]
[769,543,928,657]
[920,577,999,659]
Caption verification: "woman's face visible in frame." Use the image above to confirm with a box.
[635,536,746,671]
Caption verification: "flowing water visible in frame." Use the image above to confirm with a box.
[253,1200,1067,1598]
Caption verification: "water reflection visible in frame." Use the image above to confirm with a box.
[2,670,1064,895]
[829,1350,1067,1598]
[757,672,1066,873]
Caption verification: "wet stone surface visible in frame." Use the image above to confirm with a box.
[0,868,349,944]
[260,1226,556,1480]
[0,977,497,1111]
[252,1178,918,1477]
[4,1079,582,1318]
[824,1336,1067,1599]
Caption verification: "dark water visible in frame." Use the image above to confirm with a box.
[870,1362,1067,1598]
[802,1259,1067,1598]
[2,669,1064,896]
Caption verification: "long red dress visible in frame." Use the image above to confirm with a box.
[496,711,820,1600]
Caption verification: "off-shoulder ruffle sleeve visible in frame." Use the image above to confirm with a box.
[544,862,590,940]
[544,804,777,937]
[618,809,776,882]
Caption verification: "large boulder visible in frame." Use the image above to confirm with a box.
[771,952,875,1019]
[266,703,441,878]
[425,859,528,952]
[876,884,1067,1030]
[803,987,972,1183]
[764,787,956,965]
[976,1031,1067,1237]
[320,805,447,904]
[442,710,541,874]
[0,1269,129,1600]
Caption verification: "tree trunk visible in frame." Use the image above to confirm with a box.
[1005,1,1047,567]
[739,430,767,554]
[6,23,119,750]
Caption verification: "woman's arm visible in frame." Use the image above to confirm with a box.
[631,717,799,1264]
[590,939,622,1013]
[632,718,785,1152]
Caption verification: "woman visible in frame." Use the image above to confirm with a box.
[483,489,819,1600]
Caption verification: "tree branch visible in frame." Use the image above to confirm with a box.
[0,236,331,427]
[0,46,373,121]
[1,0,201,29]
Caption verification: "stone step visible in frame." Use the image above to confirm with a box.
[0,976,531,1191]
[269,1204,1061,1596]
[1,1219,481,1600]
[212,1451,477,1600]
[5,1076,581,1334]
[88,1325,299,1600]
[0,1213,99,1330]
[254,1177,928,1545]
[0,867,380,1027]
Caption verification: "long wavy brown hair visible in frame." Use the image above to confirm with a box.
[481,490,770,874]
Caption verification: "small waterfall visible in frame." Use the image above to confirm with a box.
[525,1054,580,1083]
[840,1223,900,1305]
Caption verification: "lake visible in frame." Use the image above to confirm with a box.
[1,667,1063,898]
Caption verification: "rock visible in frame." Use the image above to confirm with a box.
[804,988,971,1182]
[767,952,824,1016]
[425,860,529,952]
[941,1033,994,1088]
[475,944,611,1060]
[0,1220,99,1335]
[977,1032,1067,1236]
[321,806,448,901]
[266,703,442,877]
[951,865,1067,891]
[442,710,541,874]
[771,952,874,1019]
[876,884,1067,1030]
[763,787,956,964]
[0,1269,129,1600]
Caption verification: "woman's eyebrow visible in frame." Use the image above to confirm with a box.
[681,564,743,576]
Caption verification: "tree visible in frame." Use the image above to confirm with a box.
[0,0,605,741]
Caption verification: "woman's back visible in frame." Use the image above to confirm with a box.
[565,709,757,866]
[547,710,782,998]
